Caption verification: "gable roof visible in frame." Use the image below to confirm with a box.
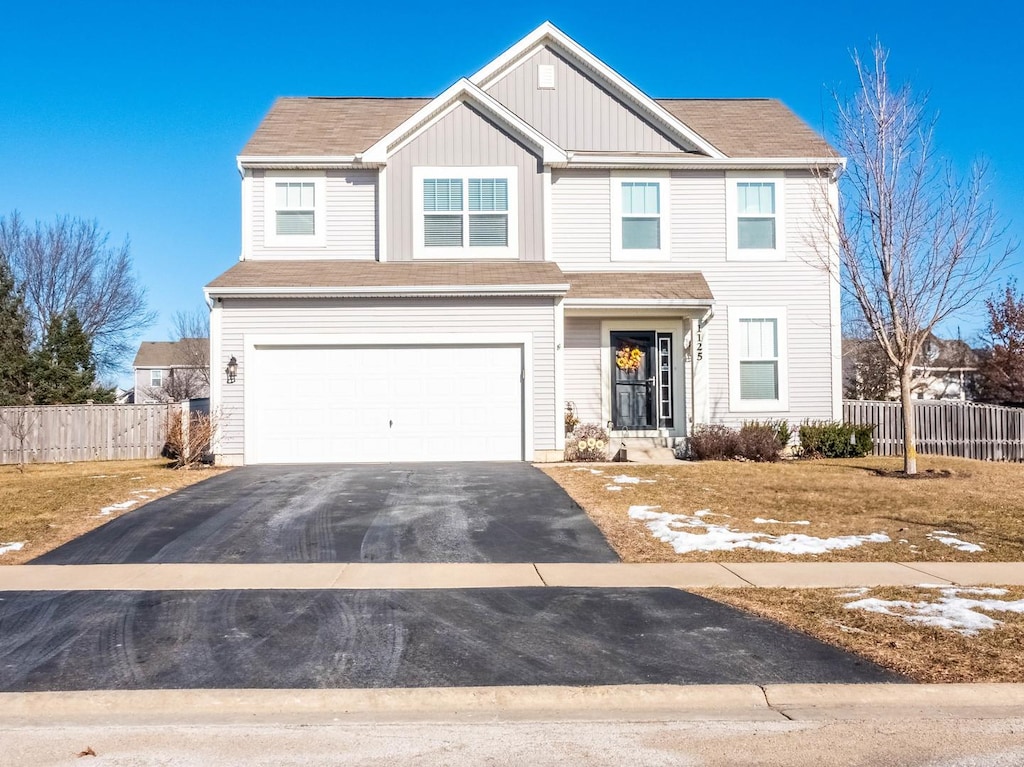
[133,340,208,369]
[361,79,567,164]
[469,22,723,158]
[241,96,833,160]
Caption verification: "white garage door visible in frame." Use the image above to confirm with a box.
[250,345,524,463]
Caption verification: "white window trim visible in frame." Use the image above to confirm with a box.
[728,307,789,412]
[263,171,327,249]
[610,171,670,262]
[726,172,785,261]
[150,369,163,387]
[412,166,518,260]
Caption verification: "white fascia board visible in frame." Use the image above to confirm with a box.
[362,79,566,165]
[470,22,725,159]
[564,298,715,308]
[558,154,847,169]
[206,283,571,299]
[236,155,368,171]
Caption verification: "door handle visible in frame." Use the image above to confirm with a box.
[389,419,393,428]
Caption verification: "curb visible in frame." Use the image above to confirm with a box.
[2,684,1023,724]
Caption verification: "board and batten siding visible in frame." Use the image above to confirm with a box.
[386,102,544,261]
[248,168,378,260]
[486,45,686,153]
[555,168,837,427]
[217,296,557,461]
[564,317,602,424]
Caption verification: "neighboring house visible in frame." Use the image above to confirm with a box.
[205,22,843,465]
[133,339,210,404]
[843,336,981,402]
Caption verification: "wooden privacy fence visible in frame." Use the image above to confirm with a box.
[843,400,1024,462]
[0,402,186,465]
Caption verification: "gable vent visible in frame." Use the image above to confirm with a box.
[537,64,555,89]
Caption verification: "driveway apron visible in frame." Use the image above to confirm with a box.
[33,463,619,564]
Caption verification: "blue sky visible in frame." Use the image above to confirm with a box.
[1,0,1021,384]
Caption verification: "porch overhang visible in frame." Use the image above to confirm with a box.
[562,271,714,314]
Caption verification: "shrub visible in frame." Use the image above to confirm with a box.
[687,424,740,461]
[798,420,874,458]
[738,422,783,462]
[163,410,216,468]
[565,423,610,462]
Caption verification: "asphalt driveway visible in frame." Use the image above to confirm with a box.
[0,587,900,691]
[33,464,619,564]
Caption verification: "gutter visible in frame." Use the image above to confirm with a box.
[204,283,571,300]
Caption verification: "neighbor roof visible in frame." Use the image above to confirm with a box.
[241,97,834,159]
[206,260,567,290]
[565,272,713,301]
[133,340,207,369]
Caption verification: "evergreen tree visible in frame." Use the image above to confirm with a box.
[0,258,32,405]
[30,309,114,404]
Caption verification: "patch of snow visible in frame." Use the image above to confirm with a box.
[88,475,113,479]
[845,587,1024,636]
[605,485,623,492]
[130,476,143,480]
[627,506,891,555]
[98,499,139,516]
[0,541,26,556]
[927,530,984,553]
[753,517,811,526]
[610,475,656,485]
[839,587,870,598]
[898,539,909,544]
[134,488,159,494]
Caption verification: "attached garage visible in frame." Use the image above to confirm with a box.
[249,344,524,463]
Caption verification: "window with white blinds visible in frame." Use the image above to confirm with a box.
[738,318,778,400]
[611,174,670,261]
[263,174,326,247]
[275,182,316,236]
[727,174,784,261]
[415,168,516,258]
[620,181,660,249]
[736,182,775,250]
[729,308,789,411]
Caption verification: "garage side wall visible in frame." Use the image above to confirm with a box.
[215,296,557,463]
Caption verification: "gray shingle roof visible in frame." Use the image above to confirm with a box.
[240,97,834,159]
[133,340,207,368]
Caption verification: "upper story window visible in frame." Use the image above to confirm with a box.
[726,173,785,261]
[611,173,670,261]
[150,370,163,387]
[729,308,789,411]
[263,173,327,248]
[413,167,517,259]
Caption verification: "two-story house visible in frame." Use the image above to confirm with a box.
[132,339,210,403]
[205,22,843,465]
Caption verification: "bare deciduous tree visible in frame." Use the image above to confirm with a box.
[820,43,1014,474]
[171,308,211,388]
[0,211,156,375]
[0,406,39,473]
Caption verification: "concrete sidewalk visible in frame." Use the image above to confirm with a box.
[2,561,1023,590]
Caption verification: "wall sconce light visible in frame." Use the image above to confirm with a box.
[225,356,238,384]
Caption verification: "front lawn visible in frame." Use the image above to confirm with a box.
[697,585,1024,683]
[542,456,1024,562]
[0,459,228,565]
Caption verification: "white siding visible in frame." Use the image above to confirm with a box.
[550,170,611,265]
[486,45,687,153]
[555,168,837,428]
[564,317,602,424]
[248,169,378,260]
[216,297,557,462]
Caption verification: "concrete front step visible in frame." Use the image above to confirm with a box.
[613,437,679,463]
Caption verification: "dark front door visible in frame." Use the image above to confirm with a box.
[611,331,657,429]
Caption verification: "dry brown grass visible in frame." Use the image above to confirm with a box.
[543,456,1024,562]
[696,586,1024,683]
[0,459,228,565]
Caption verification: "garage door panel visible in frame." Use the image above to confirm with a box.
[251,344,523,463]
